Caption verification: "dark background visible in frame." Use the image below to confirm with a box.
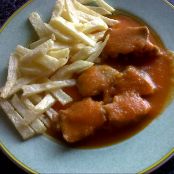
[0,0,174,173]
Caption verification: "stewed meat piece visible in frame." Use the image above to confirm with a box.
[59,98,106,143]
[116,66,156,95]
[104,26,161,59]
[104,92,151,126]
[77,65,121,97]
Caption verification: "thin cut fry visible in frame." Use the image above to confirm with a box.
[86,6,112,15]
[34,94,56,113]
[50,17,96,46]
[64,0,79,23]
[36,55,68,71]
[95,0,115,12]
[87,35,109,62]
[22,79,76,96]
[48,48,70,59]
[20,67,45,77]
[15,45,31,57]
[74,0,118,26]
[29,12,50,38]
[51,60,94,80]
[1,54,18,99]
[0,99,35,139]
[45,108,59,121]
[71,46,94,62]
[30,37,49,49]
[88,30,106,42]
[34,39,54,52]
[51,89,73,105]
[21,96,51,127]
[52,0,65,18]
[44,23,72,42]
[11,95,40,124]
[8,77,37,97]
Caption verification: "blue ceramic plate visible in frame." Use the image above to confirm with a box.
[0,0,174,173]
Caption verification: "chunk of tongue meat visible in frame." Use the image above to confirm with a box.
[103,26,161,59]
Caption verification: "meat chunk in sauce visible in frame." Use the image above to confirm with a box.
[59,98,106,143]
[77,65,121,97]
[104,92,151,126]
[116,66,156,95]
[104,26,161,59]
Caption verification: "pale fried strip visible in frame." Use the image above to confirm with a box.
[51,89,73,105]
[20,50,45,65]
[45,108,59,121]
[35,94,56,113]
[51,60,94,80]
[86,6,112,15]
[48,48,70,59]
[29,37,49,49]
[81,19,108,34]
[95,0,115,12]
[20,67,45,76]
[52,0,65,18]
[71,46,94,62]
[36,55,68,71]
[15,45,31,57]
[11,95,40,124]
[8,77,36,97]
[44,23,72,42]
[29,94,59,121]
[30,119,46,134]
[50,17,96,46]
[1,54,18,99]
[11,95,46,134]
[64,0,79,23]
[39,115,51,127]
[22,80,76,96]
[88,30,106,42]
[34,39,54,52]
[0,99,35,139]
[87,34,109,62]
[74,0,118,26]
[29,12,50,38]
[77,0,94,4]
[22,97,51,127]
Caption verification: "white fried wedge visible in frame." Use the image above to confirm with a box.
[51,60,94,80]
[10,95,46,134]
[0,99,35,139]
[74,0,118,26]
[34,94,56,113]
[22,80,76,96]
[95,0,115,12]
[11,95,40,124]
[36,55,68,72]
[15,45,31,57]
[44,23,72,42]
[29,37,50,49]
[1,54,18,99]
[48,48,70,59]
[51,0,65,18]
[64,0,79,23]
[50,17,96,46]
[7,77,37,98]
[86,6,112,15]
[87,34,109,62]
[29,12,50,38]
[71,46,94,62]
[51,89,73,105]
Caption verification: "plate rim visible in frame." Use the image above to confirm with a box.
[0,0,174,173]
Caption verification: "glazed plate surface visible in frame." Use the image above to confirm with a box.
[0,0,174,173]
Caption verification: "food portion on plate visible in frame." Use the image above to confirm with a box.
[0,0,174,147]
